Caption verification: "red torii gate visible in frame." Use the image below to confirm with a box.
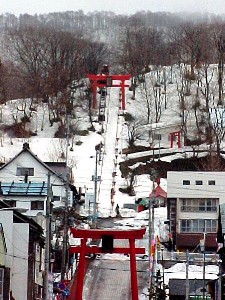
[87,74,131,110]
[69,227,146,300]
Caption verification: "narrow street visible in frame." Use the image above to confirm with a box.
[83,257,149,300]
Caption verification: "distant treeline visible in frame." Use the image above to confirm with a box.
[0,10,224,34]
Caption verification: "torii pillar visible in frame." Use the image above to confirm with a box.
[87,74,131,110]
[69,227,146,300]
[170,131,181,148]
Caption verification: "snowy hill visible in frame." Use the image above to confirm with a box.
[0,64,224,218]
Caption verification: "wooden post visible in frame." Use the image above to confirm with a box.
[75,238,87,300]
[121,81,126,110]
[92,81,97,109]
[129,238,139,300]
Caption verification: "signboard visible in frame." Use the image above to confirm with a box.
[85,192,95,211]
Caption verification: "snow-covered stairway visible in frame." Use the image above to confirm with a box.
[97,87,122,217]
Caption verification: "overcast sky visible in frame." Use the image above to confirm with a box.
[0,0,224,16]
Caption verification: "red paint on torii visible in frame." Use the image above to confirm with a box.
[69,227,146,300]
[87,74,131,110]
[170,131,181,148]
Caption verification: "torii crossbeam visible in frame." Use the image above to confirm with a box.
[69,227,146,300]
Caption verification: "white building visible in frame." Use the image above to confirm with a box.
[0,143,77,228]
[167,171,224,251]
[0,208,44,300]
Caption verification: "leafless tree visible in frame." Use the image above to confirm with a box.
[169,22,213,79]
[125,119,144,148]
[119,24,165,99]
[140,72,164,124]
[212,23,225,105]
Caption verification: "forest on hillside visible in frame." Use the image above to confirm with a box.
[0,10,225,161]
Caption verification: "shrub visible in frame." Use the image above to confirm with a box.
[124,113,135,122]
[3,123,35,138]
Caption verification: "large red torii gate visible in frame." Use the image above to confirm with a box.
[87,74,131,110]
[69,227,146,300]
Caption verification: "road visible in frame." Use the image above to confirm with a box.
[83,255,149,299]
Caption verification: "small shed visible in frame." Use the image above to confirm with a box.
[149,178,167,207]
[136,178,167,212]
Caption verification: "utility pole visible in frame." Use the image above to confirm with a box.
[185,250,189,300]
[61,109,70,282]
[218,259,222,300]
[149,167,156,300]
[202,232,206,300]
[44,172,51,300]
[148,199,152,299]
[92,143,102,228]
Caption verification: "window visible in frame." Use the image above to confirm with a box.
[180,219,217,233]
[208,180,215,185]
[0,268,4,300]
[183,180,190,185]
[195,180,203,185]
[3,200,16,207]
[16,167,34,176]
[180,198,217,212]
[31,201,44,210]
[181,219,191,232]
[53,196,60,202]
[37,245,43,272]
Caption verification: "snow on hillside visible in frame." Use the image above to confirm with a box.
[0,65,220,295]
[0,64,222,215]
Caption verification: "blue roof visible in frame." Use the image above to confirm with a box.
[1,182,48,196]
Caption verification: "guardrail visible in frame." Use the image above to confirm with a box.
[157,250,219,263]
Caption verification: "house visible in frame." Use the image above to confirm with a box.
[149,178,167,207]
[0,143,78,230]
[0,201,44,300]
[0,221,10,300]
[136,178,167,212]
[167,171,222,251]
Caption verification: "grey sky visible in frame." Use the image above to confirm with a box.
[0,0,224,16]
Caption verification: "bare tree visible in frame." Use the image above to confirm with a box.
[125,119,144,149]
[118,24,164,99]
[140,72,164,124]
[169,22,212,79]
[213,23,225,105]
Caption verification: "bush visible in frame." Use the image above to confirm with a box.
[76,129,89,136]
[54,124,66,138]
[21,115,30,123]
[124,113,135,122]
[4,123,35,138]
